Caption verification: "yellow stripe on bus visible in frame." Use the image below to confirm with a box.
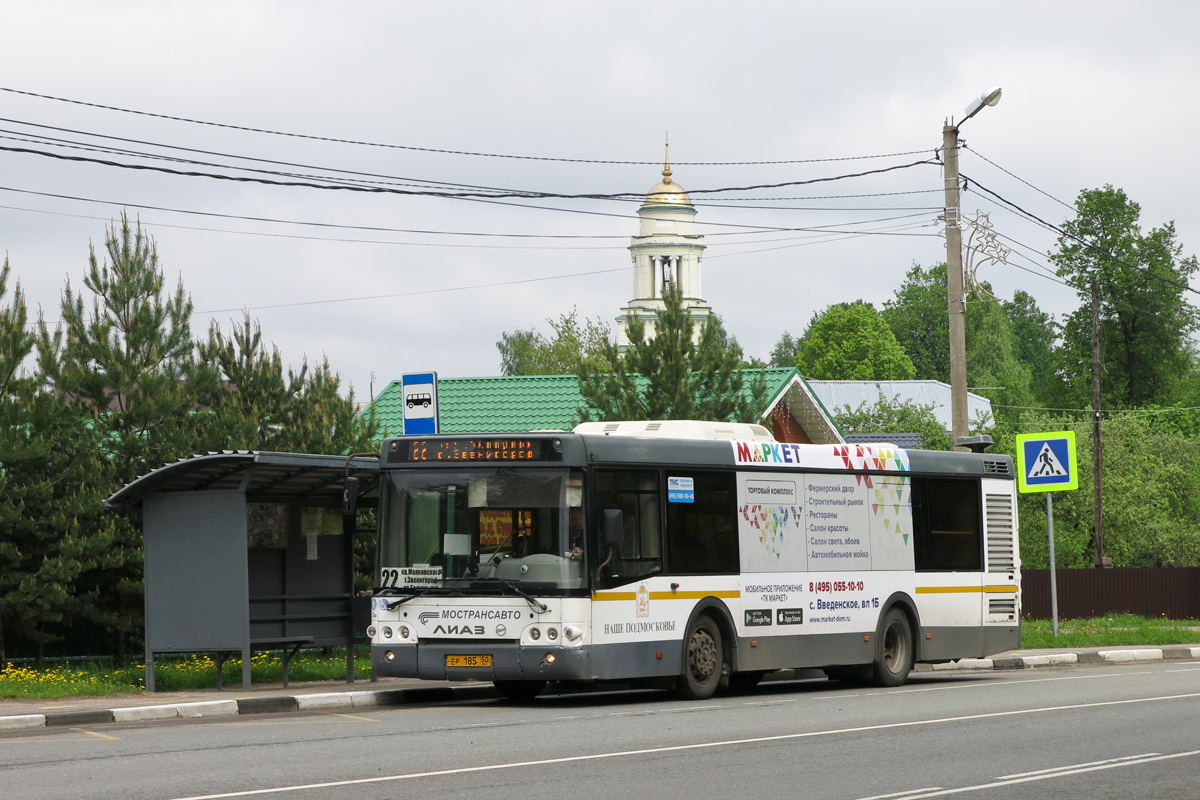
[652,590,741,600]
[592,590,741,601]
[916,585,1019,594]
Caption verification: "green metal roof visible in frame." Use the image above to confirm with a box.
[366,368,808,437]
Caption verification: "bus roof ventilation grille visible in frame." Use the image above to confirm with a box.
[645,422,662,431]
[982,458,1011,475]
[603,423,620,433]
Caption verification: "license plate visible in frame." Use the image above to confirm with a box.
[445,654,492,668]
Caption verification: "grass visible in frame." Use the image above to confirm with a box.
[0,646,372,700]
[7,618,1200,700]
[1021,613,1200,649]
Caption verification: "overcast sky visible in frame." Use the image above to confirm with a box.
[3,2,1198,402]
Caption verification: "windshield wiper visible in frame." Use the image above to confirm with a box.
[472,577,550,613]
[375,587,462,610]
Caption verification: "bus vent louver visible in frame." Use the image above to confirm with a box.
[989,598,1016,617]
[982,458,1011,475]
[985,493,1016,573]
[645,422,662,431]
[603,423,620,433]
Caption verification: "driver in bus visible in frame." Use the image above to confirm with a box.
[567,507,585,558]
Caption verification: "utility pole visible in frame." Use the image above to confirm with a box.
[1091,278,1106,567]
[942,88,1000,451]
[943,124,969,451]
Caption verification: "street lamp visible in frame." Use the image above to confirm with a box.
[943,86,1001,450]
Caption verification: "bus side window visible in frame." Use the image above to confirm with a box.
[920,478,983,571]
[665,471,739,575]
[593,469,663,588]
[911,479,929,571]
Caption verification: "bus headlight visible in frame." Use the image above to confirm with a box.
[563,626,581,641]
[529,627,541,640]
[547,627,558,640]
[385,650,395,661]
[399,626,410,639]
[544,653,556,664]
[383,626,393,639]
[367,625,377,638]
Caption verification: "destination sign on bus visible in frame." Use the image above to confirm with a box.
[397,438,563,463]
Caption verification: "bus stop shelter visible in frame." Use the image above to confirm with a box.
[106,451,379,691]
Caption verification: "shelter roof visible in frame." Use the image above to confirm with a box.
[105,451,380,509]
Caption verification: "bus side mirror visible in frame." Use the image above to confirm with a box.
[342,476,360,516]
[600,509,623,553]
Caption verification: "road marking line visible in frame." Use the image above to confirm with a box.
[887,669,1155,695]
[318,712,377,722]
[995,752,1157,779]
[856,789,942,800]
[40,704,78,709]
[166,691,1200,800]
[70,728,120,740]
[864,749,1200,799]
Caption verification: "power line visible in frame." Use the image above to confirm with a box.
[698,189,944,202]
[0,184,937,244]
[962,145,1075,210]
[0,199,932,252]
[0,118,559,194]
[706,219,939,259]
[0,85,932,166]
[0,140,938,199]
[0,203,627,251]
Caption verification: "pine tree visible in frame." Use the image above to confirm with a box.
[35,215,200,657]
[577,281,768,422]
[0,260,115,664]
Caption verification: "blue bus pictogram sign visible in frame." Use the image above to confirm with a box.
[401,372,439,435]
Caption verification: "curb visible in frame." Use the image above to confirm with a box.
[4,648,1198,732]
[915,645,1200,672]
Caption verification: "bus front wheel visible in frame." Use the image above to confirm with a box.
[871,608,913,687]
[494,680,546,701]
[676,615,723,700]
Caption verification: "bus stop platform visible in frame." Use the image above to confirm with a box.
[3,645,1199,732]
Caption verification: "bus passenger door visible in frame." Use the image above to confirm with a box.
[912,477,984,660]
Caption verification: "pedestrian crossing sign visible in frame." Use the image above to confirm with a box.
[1015,431,1078,493]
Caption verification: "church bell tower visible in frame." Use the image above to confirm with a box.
[616,142,711,348]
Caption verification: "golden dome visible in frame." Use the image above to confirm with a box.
[641,139,692,206]
[643,178,691,206]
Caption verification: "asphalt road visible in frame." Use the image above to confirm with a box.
[4,662,1200,800]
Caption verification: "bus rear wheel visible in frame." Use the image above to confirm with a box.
[494,680,546,701]
[871,609,913,687]
[676,615,723,700]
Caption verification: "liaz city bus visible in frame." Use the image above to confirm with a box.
[368,420,1020,700]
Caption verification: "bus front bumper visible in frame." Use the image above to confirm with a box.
[372,642,590,681]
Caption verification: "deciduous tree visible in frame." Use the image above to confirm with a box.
[1051,186,1200,408]
[796,301,916,381]
[497,308,611,376]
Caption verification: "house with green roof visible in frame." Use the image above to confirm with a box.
[367,368,844,444]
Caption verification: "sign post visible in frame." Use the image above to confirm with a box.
[1016,431,1078,637]
[401,372,439,436]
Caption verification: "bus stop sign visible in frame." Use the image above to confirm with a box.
[1015,431,1078,493]
[401,372,439,435]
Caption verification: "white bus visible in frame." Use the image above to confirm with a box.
[369,421,1020,700]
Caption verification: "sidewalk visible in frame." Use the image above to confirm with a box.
[4,645,1198,732]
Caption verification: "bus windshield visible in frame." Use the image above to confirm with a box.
[377,468,587,594]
